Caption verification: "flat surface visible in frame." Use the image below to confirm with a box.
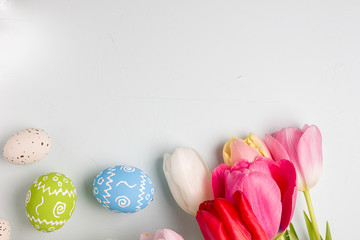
[1,0,360,239]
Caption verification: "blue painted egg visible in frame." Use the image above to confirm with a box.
[92,165,155,213]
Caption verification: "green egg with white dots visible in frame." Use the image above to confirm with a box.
[25,172,77,232]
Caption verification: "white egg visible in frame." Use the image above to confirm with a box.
[0,218,11,240]
[3,128,51,165]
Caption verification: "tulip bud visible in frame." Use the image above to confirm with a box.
[163,147,213,216]
[223,133,271,165]
[265,124,323,191]
[244,133,272,158]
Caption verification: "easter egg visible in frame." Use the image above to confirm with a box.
[3,128,51,165]
[0,218,11,240]
[25,172,77,232]
[93,165,155,213]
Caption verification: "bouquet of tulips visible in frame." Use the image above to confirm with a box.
[163,124,331,240]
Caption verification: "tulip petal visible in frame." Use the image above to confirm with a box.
[302,124,310,131]
[269,160,297,232]
[196,209,230,240]
[224,169,249,202]
[248,157,273,175]
[233,191,268,240]
[272,127,303,164]
[213,198,252,240]
[212,164,232,198]
[267,159,297,232]
[245,133,272,158]
[163,148,213,215]
[140,233,155,240]
[297,125,323,190]
[233,172,282,239]
[232,159,251,171]
[223,140,232,165]
[249,157,297,232]
[163,153,188,213]
[230,138,262,164]
[264,133,309,194]
[264,134,290,162]
[153,229,184,240]
[266,131,307,190]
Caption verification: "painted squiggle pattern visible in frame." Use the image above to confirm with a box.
[135,172,147,212]
[26,212,67,226]
[69,200,76,216]
[115,196,130,208]
[116,181,137,188]
[119,166,136,172]
[53,202,66,218]
[33,180,76,197]
[102,167,116,208]
[35,196,44,215]
[25,190,31,205]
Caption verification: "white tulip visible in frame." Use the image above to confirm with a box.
[163,147,213,216]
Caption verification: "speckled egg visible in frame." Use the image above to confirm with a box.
[25,172,77,232]
[3,128,51,165]
[93,165,155,213]
[0,218,11,240]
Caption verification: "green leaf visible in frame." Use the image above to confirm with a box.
[289,222,299,239]
[273,231,286,240]
[284,232,290,240]
[325,221,332,240]
[304,211,316,240]
[287,229,299,240]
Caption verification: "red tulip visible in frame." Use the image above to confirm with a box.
[196,191,268,240]
[212,157,297,239]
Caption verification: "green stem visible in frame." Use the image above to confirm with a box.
[303,190,321,240]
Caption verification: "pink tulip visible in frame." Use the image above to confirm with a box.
[212,157,297,239]
[140,229,184,240]
[264,124,322,191]
[223,134,271,166]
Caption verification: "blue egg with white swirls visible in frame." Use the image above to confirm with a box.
[92,165,155,213]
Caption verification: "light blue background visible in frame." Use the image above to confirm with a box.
[1,0,359,239]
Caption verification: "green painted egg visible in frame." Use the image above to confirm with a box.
[25,172,77,232]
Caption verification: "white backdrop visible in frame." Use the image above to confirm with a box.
[1,0,359,239]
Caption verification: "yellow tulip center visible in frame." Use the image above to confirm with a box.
[244,135,264,156]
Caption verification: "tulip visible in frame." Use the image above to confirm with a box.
[212,157,297,239]
[264,124,322,191]
[196,191,268,240]
[163,147,213,216]
[265,124,323,240]
[140,229,184,240]
[223,133,271,166]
